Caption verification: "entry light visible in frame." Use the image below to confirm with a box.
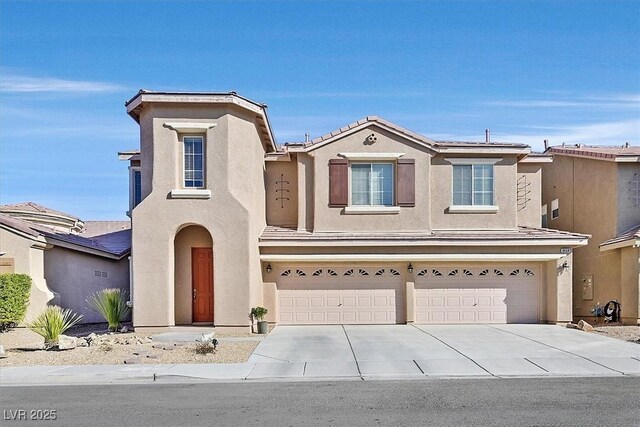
[407,263,413,273]
[561,261,569,272]
[266,263,272,273]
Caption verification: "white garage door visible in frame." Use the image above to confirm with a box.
[277,267,405,325]
[415,266,538,324]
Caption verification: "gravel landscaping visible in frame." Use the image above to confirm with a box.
[594,325,640,344]
[0,324,259,366]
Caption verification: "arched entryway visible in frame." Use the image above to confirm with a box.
[174,225,214,325]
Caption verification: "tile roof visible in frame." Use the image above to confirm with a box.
[0,213,41,237]
[289,116,529,152]
[548,144,640,160]
[600,224,640,247]
[0,202,80,221]
[260,226,588,243]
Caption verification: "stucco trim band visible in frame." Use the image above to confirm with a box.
[163,122,217,133]
[338,152,405,160]
[169,189,212,199]
[260,254,567,262]
[444,157,503,165]
[448,205,499,213]
[344,206,401,215]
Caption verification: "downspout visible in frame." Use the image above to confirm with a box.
[127,255,133,309]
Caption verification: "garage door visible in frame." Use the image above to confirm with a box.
[415,266,538,324]
[277,267,405,325]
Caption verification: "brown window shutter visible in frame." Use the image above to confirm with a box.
[396,158,415,207]
[329,159,348,207]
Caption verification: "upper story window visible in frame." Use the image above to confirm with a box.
[541,204,548,228]
[351,163,394,206]
[183,136,204,188]
[452,164,494,206]
[551,198,559,219]
[132,169,142,207]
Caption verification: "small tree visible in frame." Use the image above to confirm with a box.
[0,273,32,332]
[87,288,131,332]
[27,306,82,349]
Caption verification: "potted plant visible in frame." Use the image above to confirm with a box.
[251,306,269,334]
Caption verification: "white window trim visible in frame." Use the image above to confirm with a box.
[445,158,502,165]
[551,199,559,219]
[182,135,205,189]
[344,206,401,215]
[339,152,405,161]
[448,205,499,213]
[349,162,395,209]
[170,189,211,199]
[163,122,217,133]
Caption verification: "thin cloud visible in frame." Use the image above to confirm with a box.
[0,74,126,93]
[485,93,640,110]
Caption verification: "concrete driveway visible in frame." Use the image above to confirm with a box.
[247,324,640,379]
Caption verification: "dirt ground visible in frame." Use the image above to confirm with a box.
[0,324,259,367]
[593,325,640,344]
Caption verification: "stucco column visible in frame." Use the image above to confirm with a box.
[546,254,573,324]
[297,157,307,231]
[263,281,277,324]
[405,280,416,323]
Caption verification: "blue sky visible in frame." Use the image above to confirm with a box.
[1,0,639,219]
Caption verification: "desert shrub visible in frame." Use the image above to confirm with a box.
[27,305,82,349]
[251,306,268,321]
[194,339,218,355]
[0,273,32,332]
[87,288,131,332]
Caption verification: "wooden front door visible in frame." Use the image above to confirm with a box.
[192,248,214,323]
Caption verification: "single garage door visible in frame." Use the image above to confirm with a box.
[277,267,405,324]
[415,266,538,324]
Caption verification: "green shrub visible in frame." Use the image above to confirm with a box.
[27,305,82,349]
[0,273,32,332]
[87,288,131,332]
[251,306,268,321]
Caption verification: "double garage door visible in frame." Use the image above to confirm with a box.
[276,265,538,325]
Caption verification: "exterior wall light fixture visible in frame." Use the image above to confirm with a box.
[407,263,413,273]
[266,263,272,273]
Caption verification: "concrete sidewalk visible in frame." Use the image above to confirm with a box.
[1,325,638,385]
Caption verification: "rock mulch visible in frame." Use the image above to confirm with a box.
[594,325,640,344]
[0,327,258,366]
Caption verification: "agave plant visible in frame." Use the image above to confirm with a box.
[27,306,83,349]
[87,288,131,332]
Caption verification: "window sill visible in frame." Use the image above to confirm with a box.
[448,205,499,213]
[170,189,211,199]
[344,206,401,215]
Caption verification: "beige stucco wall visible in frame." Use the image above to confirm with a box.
[430,155,519,230]
[174,225,213,325]
[310,126,433,232]
[516,163,542,228]
[131,103,266,328]
[542,156,623,319]
[44,247,130,323]
[617,163,640,233]
[265,159,298,228]
[619,246,640,324]
[0,228,54,323]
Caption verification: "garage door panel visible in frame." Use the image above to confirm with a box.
[277,267,404,325]
[415,266,538,324]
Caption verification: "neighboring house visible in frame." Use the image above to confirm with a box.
[122,90,588,332]
[0,202,131,323]
[541,145,640,325]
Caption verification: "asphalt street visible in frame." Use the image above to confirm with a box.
[1,377,639,426]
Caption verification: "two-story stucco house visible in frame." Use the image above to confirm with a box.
[122,90,588,332]
[541,145,640,325]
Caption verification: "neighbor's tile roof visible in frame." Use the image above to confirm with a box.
[0,213,41,237]
[548,145,640,160]
[600,224,640,247]
[260,225,588,242]
[0,201,80,221]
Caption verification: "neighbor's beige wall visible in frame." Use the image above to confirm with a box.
[0,228,54,323]
[131,103,266,328]
[265,159,298,228]
[619,246,640,324]
[516,163,542,228]
[44,247,130,323]
[174,225,213,325]
[542,156,621,319]
[430,155,519,230]
[311,126,433,232]
[617,163,640,234]
[544,254,573,323]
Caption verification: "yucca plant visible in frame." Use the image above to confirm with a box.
[87,288,131,332]
[27,306,83,350]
